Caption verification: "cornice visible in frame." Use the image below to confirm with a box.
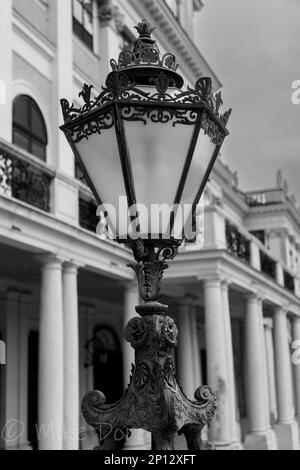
[168,249,300,313]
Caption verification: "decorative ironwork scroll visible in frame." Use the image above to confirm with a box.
[226,220,251,263]
[0,146,52,213]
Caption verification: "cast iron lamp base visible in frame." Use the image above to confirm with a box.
[82,247,217,451]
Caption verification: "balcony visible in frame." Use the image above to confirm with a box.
[0,138,54,213]
[225,220,251,263]
[284,270,295,294]
[260,250,277,281]
[225,218,298,296]
[79,195,98,233]
[245,189,286,207]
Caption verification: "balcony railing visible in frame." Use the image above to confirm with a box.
[225,220,251,263]
[260,250,277,281]
[0,139,54,213]
[245,189,286,207]
[284,270,295,294]
[79,195,98,233]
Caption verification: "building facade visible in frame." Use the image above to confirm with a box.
[0,0,300,451]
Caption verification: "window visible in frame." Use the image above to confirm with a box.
[13,95,48,161]
[119,27,135,51]
[72,0,94,50]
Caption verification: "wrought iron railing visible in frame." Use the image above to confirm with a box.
[225,220,251,263]
[0,139,54,213]
[250,230,265,245]
[260,250,277,281]
[245,189,286,207]
[79,195,98,233]
[284,270,295,294]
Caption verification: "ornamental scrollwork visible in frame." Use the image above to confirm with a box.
[82,309,217,451]
[0,150,52,212]
[67,110,114,144]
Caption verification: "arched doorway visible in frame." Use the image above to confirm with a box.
[85,326,123,404]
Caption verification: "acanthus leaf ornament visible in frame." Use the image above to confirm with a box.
[128,260,168,303]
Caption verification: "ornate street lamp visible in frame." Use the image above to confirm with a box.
[60,20,231,451]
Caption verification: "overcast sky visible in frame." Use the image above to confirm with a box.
[195,0,300,200]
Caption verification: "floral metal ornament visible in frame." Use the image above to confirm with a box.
[82,312,217,450]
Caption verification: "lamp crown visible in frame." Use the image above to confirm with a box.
[134,19,156,38]
[109,19,183,87]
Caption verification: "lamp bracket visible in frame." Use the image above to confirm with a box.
[82,308,217,450]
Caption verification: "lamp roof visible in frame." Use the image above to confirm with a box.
[108,19,184,89]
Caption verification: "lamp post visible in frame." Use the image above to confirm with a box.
[60,20,231,451]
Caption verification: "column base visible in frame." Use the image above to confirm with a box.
[214,440,243,450]
[296,415,300,436]
[274,420,299,450]
[123,430,146,450]
[244,429,277,450]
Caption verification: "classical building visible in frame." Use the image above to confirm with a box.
[0,0,300,451]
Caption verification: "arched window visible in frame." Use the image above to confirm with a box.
[13,95,48,161]
[85,325,123,404]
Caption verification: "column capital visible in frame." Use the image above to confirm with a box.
[291,314,300,324]
[203,276,224,288]
[245,291,264,303]
[273,304,290,317]
[35,253,68,267]
[63,260,84,273]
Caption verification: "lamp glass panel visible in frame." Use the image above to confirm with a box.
[173,129,216,240]
[124,104,195,238]
[74,120,128,238]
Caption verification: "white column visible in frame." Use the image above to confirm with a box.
[273,308,299,449]
[264,320,278,425]
[123,282,146,450]
[38,255,64,450]
[292,316,300,429]
[2,291,21,449]
[63,262,80,450]
[177,303,195,400]
[221,281,242,449]
[190,307,202,390]
[204,278,239,449]
[0,0,13,141]
[244,294,277,450]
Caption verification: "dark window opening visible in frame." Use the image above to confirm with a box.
[250,230,265,246]
[120,27,135,51]
[13,95,48,161]
[27,331,39,450]
[72,0,94,50]
[88,326,123,404]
